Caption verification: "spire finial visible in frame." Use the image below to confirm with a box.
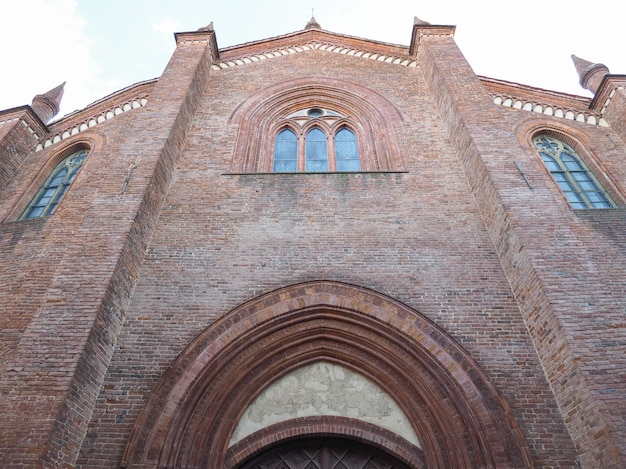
[31,82,65,123]
[305,11,321,30]
[571,55,609,94]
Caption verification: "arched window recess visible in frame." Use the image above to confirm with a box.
[20,148,89,220]
[229,78,404,173]
[532,134,615,209]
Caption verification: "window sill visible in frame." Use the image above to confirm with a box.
[223,171,409,176]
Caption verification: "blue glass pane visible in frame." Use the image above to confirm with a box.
[561,153,585,171]
[337,159,361,171]
[48,202,60,215]
[274,129,298,172]
[26,206,45,219]
[578,179,599,191]
[56,183,71,199]
[274,141,298,160]
[273,160,297,172]
[41,187,57,198]
[556,180,576,194]
[276,128,297,142]
[570,201,587,209]
[570,171,592,182]
[49,168,68,186]
[540,153,560,172]
[305,128,328,171]
[67,168,80,183]
[335,128,360,171]
[564,191,585,205]
[335,128,356,143]
[586,191,611,205]
[552,172,569,183]
[335,140,358,156]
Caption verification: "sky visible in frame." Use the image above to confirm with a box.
[2,0,625,119]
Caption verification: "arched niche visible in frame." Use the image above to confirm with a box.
[228,77,404,172]
[122,281,532,468]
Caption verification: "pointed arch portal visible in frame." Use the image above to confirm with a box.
[122,281,532,468]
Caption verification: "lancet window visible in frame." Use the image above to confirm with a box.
[272,108,361,173]
[20,149,88,219]
[533,135,614,209]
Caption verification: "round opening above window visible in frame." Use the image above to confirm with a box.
[307,108,325,118]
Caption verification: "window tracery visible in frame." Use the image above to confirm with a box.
[229,77,404,173]
[272,107,361,172]
[533,134,615,209]
[20,149,88,219]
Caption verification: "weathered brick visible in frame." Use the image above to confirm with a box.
[0,20,624,469]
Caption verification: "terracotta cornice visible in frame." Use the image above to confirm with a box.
[590,74,626,112]
[219,28,408,62]
[0,105,48,134]
[174,29,220,60]
[409,24,456,56]
[37,80,156,151]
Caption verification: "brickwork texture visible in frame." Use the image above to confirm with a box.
[0,21,624,469]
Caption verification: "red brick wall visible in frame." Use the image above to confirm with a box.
[0,108,45,190]
[79,37,579,467]
[0,31,216,468]
[418,32,625,468]
[1,25,624,469]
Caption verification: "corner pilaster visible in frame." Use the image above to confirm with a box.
[590,74,626,142]
[416,30,622,468]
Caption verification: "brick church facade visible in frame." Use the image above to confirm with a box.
[0,17,624,468]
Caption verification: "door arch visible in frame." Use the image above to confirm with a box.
[122,281,532,468]
[238,437,411,469]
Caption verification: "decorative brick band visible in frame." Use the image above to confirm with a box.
[0,116,19,127]
[492,94,608,126]
[229,77,404,172]
[212,41,417,71]
[598,86,625,114]
[36,97,148,151]
[0,118,40,139]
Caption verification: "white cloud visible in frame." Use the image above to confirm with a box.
[0,0,112,117]
[3,0,626,120]
[153,17,182,53]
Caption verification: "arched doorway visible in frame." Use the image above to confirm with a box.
[122,281,532,468]
[238,437,411,469]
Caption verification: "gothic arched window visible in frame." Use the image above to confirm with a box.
[271,108,361,173]
[273,128,298,172]
[533,135,614,209]
[230,77,404,173]
[21,149,88,219]
[305,127,329,172]
[335,127,360,171]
